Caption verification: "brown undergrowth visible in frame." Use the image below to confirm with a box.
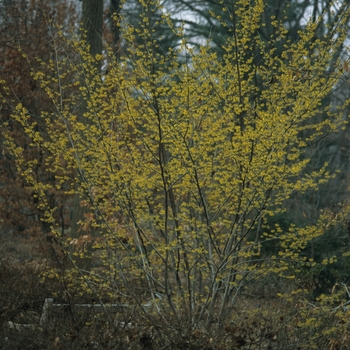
[1,252,350,350]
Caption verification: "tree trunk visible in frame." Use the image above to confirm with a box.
[82,0,103,67]
[71,0,103,249]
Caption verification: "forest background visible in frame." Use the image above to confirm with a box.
[1,0,350,349]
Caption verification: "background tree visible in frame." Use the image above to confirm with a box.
[82,0,103,64]
[0,0,78,260]
[71,0,104,242]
